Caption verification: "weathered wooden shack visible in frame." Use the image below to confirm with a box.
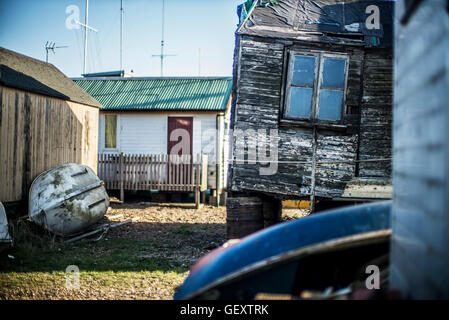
[0,47,101,205]
[390,0,449,299]
[227,0,394,236]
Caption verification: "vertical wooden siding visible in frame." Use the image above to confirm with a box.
[0,86,98,202]
[358,49,393,177]
[390,0,449,299]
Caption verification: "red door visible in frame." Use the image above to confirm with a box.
[167,117,193,186]
[167,117,193,157]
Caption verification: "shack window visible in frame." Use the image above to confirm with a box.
[284,52,348,123]
[105,115,117,149]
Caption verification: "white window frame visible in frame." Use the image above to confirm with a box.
[284,50,349,124]
[103,113,120,152]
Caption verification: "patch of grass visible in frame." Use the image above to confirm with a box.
[0,269,188,300]
[0,238,189,274]
[0,238,190,300]
[171,224,194,237]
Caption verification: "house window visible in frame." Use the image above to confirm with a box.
[105,115,117,149]
[284,51,348,123]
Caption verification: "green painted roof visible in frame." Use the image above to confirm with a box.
[73,77,232,112]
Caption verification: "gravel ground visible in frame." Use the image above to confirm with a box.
[104,202,227,263]
[0,201,308,300]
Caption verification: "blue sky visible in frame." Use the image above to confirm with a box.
[0,0,243,77]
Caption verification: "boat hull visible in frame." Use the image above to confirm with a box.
[29,163,110,236]
[0,202,12,245]
[174,201,392,300]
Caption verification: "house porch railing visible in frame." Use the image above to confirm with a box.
[98,153,208,206]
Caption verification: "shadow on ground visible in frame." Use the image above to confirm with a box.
[0,202,226,274]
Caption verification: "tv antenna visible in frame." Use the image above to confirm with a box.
[74,0,99,75]
[45,42,68,63]
[152,0,176,76]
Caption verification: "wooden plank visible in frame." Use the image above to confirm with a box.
[119,153,124,202]
[181,155,187,191]
[167,153,171,191]
[201,154,208,192]
[157,154,160,190]
[195,154,201,208]
[140,154,144,190]
[146,154,150,190]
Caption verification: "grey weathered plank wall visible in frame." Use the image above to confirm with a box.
[229,35,383,199]
[390,0,449,299]
[358,49,393,177]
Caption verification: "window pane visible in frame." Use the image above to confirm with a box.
[288,87,313,119]
[318,90,343,120]
[105,115,117,148]
[322,58,346,89]
[292,55,316,87]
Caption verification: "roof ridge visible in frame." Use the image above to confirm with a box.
[0,46,51,67]
[72,76,232,81]
[0,46,102,108]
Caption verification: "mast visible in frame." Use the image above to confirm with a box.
[198,48,201,76]
[152,0,175,76]
[120,0,124,71]
[83,0,89,75]
[160,0,165,76]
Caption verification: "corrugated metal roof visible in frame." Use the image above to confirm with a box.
[73,77,232,111]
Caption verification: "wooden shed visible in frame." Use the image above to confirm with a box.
[0,47,101,204]
[227,0,394,236]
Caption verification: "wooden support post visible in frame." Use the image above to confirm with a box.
[310,126,317,214]
[201,191,206,204]
[263,197,282,228]
[119,153,124,203]
[226,196,264,239]
[216,162,220,207]
[216,192,220,207]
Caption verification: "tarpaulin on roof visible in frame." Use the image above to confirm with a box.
[237,0,283,25]
[238,0,394,47]
[237,0,257,26]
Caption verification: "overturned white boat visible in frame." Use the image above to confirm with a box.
[0,202,12,245]
[29,163,110,236]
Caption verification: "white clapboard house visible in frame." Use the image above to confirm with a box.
[73,76,232,200]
